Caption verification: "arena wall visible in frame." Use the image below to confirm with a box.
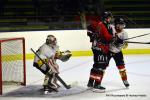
[0,28,150,59]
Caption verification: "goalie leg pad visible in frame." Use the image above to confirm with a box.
[47,73,59,91]
[43,75,49,86]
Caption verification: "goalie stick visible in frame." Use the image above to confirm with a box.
[30,48,71,89]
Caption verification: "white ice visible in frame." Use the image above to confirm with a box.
[0,54,150,100]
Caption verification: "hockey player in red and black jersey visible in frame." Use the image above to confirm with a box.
[87,11,114,92]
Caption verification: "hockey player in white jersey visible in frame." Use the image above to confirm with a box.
[33,35,72,94]
[109,18,129,88]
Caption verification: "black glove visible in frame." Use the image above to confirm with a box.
[87,25,98,42]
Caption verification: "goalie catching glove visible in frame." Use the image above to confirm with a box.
[60,50,72,62]
[55,50,72,62]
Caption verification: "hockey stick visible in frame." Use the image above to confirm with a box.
[124,33,150,40]
[30,48,71,89]
[126,41,150,44]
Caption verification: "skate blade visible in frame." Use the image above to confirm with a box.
[125,86,129,89]
[87,87,93,90]
[92,89,105,93]
[44,90,58,94]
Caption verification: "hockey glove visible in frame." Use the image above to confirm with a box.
[59,50,72,62]
[122,42,128,49]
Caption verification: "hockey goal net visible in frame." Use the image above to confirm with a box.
[0,37,26,95]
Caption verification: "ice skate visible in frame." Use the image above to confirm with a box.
[43,85,58,94]
[87,82,93,90]
[44,89,58,94]
[123,80,130,88]
[92,85,106,93]
[43,86,50,94]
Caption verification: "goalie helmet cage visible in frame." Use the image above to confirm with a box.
[0,37,26,95]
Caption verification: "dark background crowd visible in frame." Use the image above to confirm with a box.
[0,0,150,32]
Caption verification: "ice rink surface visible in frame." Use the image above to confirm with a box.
[0,54,150,100]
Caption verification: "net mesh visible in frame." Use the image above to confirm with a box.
[1,39,25,85]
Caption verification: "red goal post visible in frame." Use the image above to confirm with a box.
[0,37,26,95]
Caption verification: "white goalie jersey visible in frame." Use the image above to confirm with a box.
[34,43,60,73]
[34,43,59,63]
[109,30,128,53]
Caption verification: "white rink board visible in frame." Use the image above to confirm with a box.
[0,30,90,53]
[125,29,150,49]
[0,29,150,54]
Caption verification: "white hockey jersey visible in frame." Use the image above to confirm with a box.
[109,30,128,53]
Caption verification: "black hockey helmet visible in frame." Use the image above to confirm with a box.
[114,18,126,32]
[102,11,113,19]
[114,18,125,25]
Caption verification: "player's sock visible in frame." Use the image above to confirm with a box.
[92,74,105,92]
[117,65,129,88]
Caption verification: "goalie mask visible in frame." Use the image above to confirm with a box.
[46,35,57,47]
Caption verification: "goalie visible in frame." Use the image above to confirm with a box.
[33,35,72,94]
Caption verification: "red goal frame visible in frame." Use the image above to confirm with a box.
[0,37,26,95]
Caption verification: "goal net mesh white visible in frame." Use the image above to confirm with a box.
[0,38,26,94]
